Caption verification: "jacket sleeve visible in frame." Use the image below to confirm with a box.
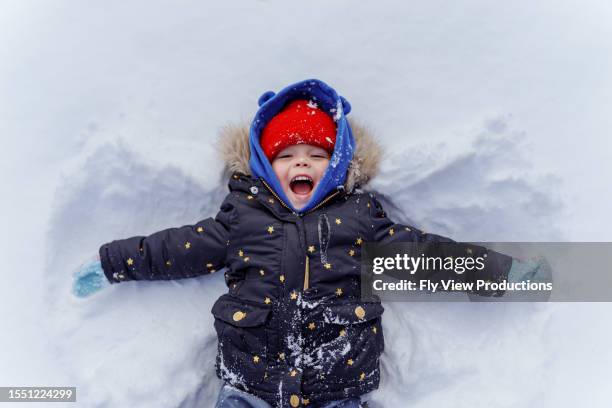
[364,193,512,296]
[98,193,236,283]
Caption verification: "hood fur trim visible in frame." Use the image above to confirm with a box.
[217,118,383,192]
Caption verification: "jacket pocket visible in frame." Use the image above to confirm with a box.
[321,301,385,354]
[211,294,272,385]
[304,301,385,386]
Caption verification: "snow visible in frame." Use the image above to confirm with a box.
[1,0,612,407]
[333,99,343,122]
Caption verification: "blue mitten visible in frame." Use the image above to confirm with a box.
[72,256,111,298]
[508,256,553,284]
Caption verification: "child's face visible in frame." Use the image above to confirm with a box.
[271,144,330,210]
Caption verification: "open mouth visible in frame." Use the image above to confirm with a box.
[290,175,314,195]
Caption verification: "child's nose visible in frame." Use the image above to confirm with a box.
[295,158,310,167]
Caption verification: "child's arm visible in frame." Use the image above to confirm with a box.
[98,194,236,284]
[365,193,513,296]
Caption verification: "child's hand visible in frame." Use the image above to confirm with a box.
[72,254,110,298]
[507,255,553,284]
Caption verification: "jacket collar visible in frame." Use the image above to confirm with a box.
[228,172,347,221]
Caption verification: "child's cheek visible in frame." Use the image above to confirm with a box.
[271,161,284,182]
[272,163,290,190]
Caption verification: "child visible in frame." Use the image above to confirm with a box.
[73,79,549,408]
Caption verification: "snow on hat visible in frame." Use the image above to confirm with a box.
[259,99,337,161]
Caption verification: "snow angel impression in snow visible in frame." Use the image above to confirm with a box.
[72,78,550,408]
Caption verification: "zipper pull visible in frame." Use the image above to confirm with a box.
[303,255,310,291]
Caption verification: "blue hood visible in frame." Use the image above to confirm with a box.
[249,79,356,214]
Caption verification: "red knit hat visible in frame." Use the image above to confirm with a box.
[260,99,337,161]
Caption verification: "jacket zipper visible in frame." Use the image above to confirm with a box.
[304,256,310,291]
[259,178,342,292]
[260,178,296,214]
[305,190,341,215]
